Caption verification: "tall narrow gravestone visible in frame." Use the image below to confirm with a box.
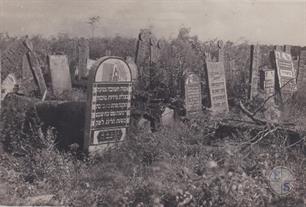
[26,51,47,99]
[259,68,279,121]
[84,57,132,154]
[217,40,225,62]
[248,45,261,100]
[271,50,297,104]
[297,50,306,88]
[48,55,72,97]
[184,73,202,116]
[77,38,89,79]
[206,62,229,113]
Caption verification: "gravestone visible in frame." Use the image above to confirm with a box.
[274,45,283,51]
[283,45,291,54]
[84,57,132,154]
[259,68,275,98]
[248,45,261,100]
[135,30,151,65]
[21,55,37,96]
[77,38,89,79]
[206,62,229,113]
[86,59,96,76]
[161,107,175,127]
[26,51,47,99]
[184,73,202,116]
[259,68,280,121]
[297,50,306,88]
[48,55,72,97]
[217,40,225,62]
[271,50,297,104]
[126,56,138,82]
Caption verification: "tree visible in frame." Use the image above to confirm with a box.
[87,16,100,38]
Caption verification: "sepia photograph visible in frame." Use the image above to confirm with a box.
[0,0,305,206]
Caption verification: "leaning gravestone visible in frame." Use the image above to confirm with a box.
[206,62,229,113]
[84,57,132,154]
[248,44,261,100]
[184,73,202,116]
[21,55,37,96]
[271,50,297,104]
[26,51,47,99]
[48,55,72,97]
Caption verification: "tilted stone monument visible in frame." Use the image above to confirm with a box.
[184,73,202,116]
[26,51,47,99]
[206,62,229,113]
[84,57,132,154]
[248,44,261,100]
[48,55,72,97]
[271,50,297,104]
[21,54,37,96]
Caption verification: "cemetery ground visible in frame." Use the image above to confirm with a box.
[0,31,306,206]
[0,92,306,206]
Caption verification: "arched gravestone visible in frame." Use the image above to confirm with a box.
[84,57,132,153]
[184,73,202,116]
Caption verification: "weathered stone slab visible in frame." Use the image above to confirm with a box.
[271,50,297,104]
[77,38,89,79]
[217,40,225,62]
[26,52,47,99]
[84,57,132,154]
[297,50,306,88]
[206,62,229,113]
[126,56,138,82]
[48,55,72,97]
[184,73,202,116]
[160,107,175,127]
[248,45,261,100]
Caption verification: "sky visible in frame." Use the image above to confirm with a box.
[0,0,305,45]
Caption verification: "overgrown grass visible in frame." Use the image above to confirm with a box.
[0,111,305,206]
